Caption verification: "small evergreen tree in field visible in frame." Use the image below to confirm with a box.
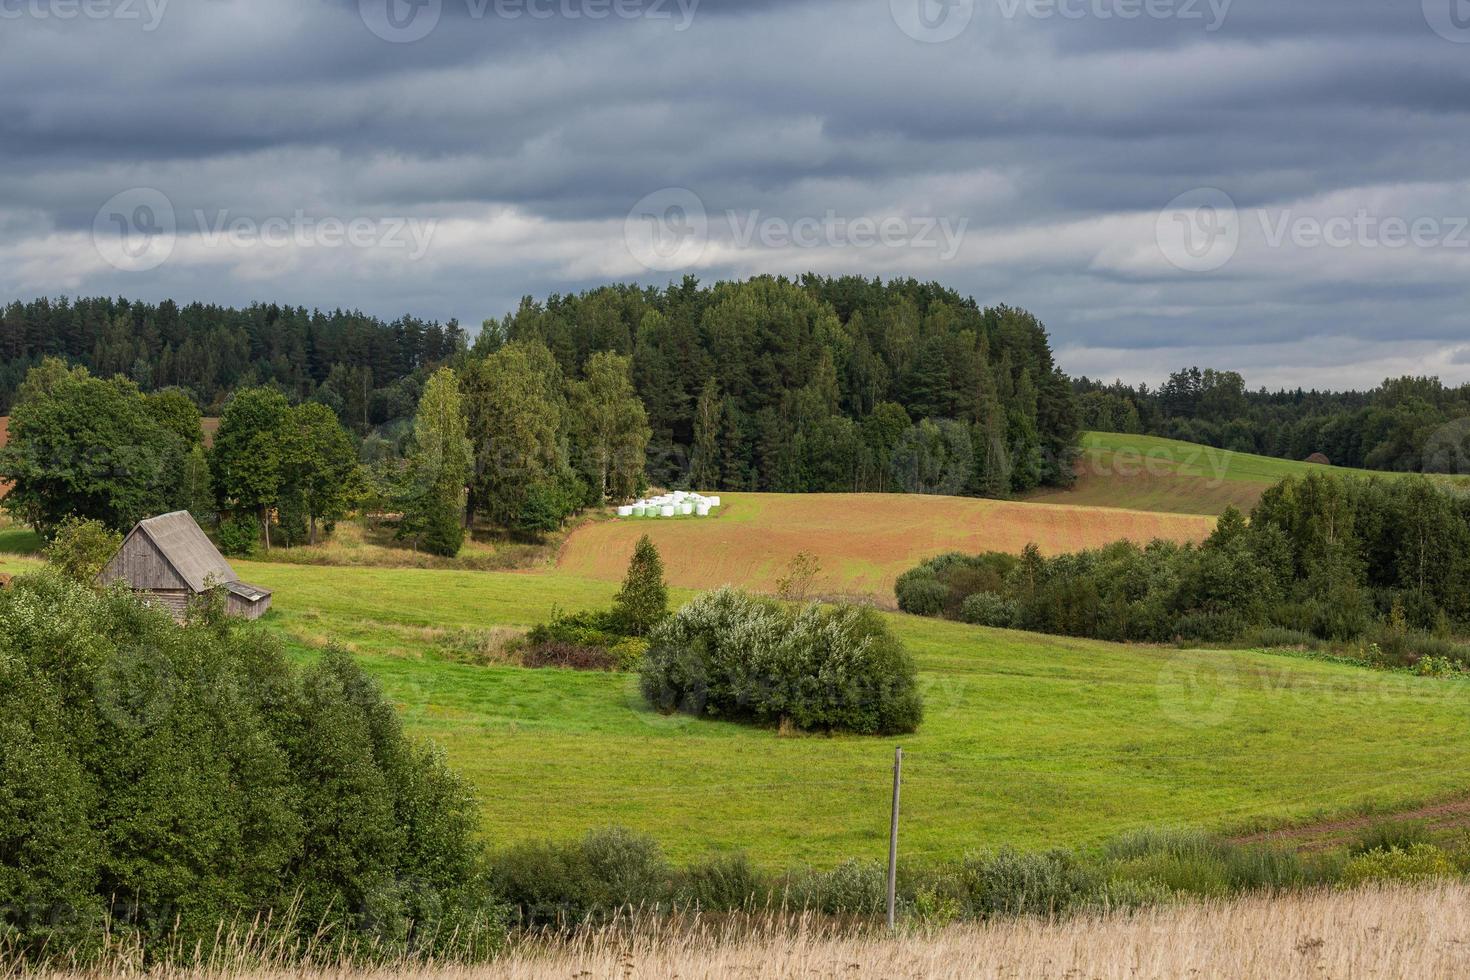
[611,535,668,637]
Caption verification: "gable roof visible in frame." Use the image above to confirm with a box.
[132,511,240,593]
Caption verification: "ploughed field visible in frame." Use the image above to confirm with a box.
[557,491,1217,601]
[227,559,1470,867]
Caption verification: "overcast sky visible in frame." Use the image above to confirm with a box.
[5,0,1470,390]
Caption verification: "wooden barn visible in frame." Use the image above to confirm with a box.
[98,511,273,621]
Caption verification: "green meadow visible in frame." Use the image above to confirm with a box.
[238,560,1470,867]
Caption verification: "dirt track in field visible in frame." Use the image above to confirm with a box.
[1233,794,1470,852]
[557,492,1217,602]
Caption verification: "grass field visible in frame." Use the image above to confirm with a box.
[1024,431,1452,515]
[227,559,1470,867]
[557,492,1217,600]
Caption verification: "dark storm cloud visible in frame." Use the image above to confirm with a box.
[2,0,1469,388]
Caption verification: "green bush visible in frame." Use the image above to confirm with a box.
[215,514,259,557]
[0,572,501,962]
[781,861,888,916]
[43,517,121,583]
[524,611,644,671]
[673,853,764,912]
[1350,821,1431,857]
[957,848,1101,920]
[894,569,946,616]
[489,828,670,927]
[960,591,1017,628]
[1340,844,1458,887]
[640,588,923,735]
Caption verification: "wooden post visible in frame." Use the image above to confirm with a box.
[887,746,903,930]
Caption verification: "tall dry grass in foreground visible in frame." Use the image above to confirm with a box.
[17,882,1470,980]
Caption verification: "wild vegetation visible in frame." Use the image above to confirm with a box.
[0,572,500,964]
[640,588,922,735]
[899,470,1470,668]
[1077,366,1470,474]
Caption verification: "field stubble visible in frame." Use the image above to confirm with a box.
[17,883,1470,979]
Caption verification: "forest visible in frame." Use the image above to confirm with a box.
[0,277,1081,505]
[897,470,1470,667]
[1076,368,1470,473]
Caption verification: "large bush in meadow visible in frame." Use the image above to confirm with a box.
[639,588,922,735]
[0,572,501,963]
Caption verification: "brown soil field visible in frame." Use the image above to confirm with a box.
[558,492,1217,601]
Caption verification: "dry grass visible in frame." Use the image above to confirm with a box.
[260,519,557,573]
[19,883,1470,979]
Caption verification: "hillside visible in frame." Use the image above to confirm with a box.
[557,492,1217,601]
[230,559,1470,866]
[1023,431,1441,516]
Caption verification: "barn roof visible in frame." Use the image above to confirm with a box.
[133,511,241,593]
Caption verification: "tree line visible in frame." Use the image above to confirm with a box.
[484,275,1078,495]
[1075,367,1470,473]
[0,295,466,427]
[897,470,1470,666]
[1,276,1082,556]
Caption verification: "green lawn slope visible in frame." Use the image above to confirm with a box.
[1025,432,1454,516]
[238,559,1470,867]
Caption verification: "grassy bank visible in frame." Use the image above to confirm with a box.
[237,559,1470,866]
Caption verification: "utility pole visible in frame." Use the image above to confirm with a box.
[887,746,903,930]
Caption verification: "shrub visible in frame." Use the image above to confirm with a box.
[673,853,765,912]
[958,848,1101,920]
[781,861,888,916]
[489,828,670,927]
[215,514,259,557]
[960,591,1017,628]
[522,641,619,671]
[1350,821,1431,857]
[895,569,946,616]
[640,588,923,735]
[1340,844,1458,887]
[43,517,121,583]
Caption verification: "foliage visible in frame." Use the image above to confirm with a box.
[640,588,923,735]
[214,514,260,557]
[566,352,651,503]
[488,828,670,927]
[0,296,464,428]
[0,572,500,962]
[496,276,1078,494]
[212,388,363,551]
[1339,845,1458,887]
[0,360,199,534]
[775,551,822,603]
[43,517,121,583]
[610,535,668,637]
[398,368,472,557]
[524,611,646,672]
[897,472,1470,651]
[1077,365,1470,476]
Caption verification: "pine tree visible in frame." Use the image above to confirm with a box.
[611,535,668,637]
